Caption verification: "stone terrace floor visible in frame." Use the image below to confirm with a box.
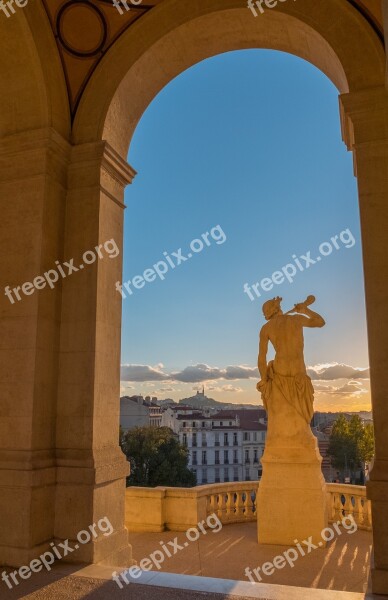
[1,522,379,599]
[129,521,372,593]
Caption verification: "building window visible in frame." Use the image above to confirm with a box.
[254,432,258,441]
[192,451,197,465]
[202,432,207,446]
[215,468,220,483]
[224,450,229,464]
[182,433,187,446]
[245,468,250,481]
[244,432,250,441]
[224,468,229,482]
[192,433,197,447]
[233,432,238,445]
[192,421,196,427]
[215,433,220,446]
[254,449,258,463]
[215,450,220,465]
[245,450,250,463]
[220,422,223,426]
[234,450,238,464]
[202,421,206,427]
[183,421,186,427]
[233,467,239,482]
[202,468,208,484]
[202,450,207,465]
[224,432,229,446]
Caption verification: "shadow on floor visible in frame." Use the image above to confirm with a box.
[128,521,372,593]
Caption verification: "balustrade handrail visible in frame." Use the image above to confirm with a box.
[125,481,372,532]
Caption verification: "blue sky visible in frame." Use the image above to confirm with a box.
[120,49,370,411]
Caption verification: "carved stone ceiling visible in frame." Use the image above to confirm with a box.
[41,0,384,119]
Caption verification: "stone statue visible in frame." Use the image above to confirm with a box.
[256,295,328,545]
[256,295,325,447]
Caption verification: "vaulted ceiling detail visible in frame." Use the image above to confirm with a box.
[41,0,384,119]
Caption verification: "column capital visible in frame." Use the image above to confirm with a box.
[339,87,388,150]
[69,141,137,208]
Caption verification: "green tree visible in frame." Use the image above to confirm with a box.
[328,414,375,482]
[120,426,196,488]
[358,423,375,463]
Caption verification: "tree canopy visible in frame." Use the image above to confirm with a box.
[120,426,196,488]
[327,414,374,481]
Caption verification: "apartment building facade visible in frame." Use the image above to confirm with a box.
[162,406,267,484]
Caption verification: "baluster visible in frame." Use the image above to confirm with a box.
[220,493,228,522]
[225,492,232,522]
[333,492,343,522]
[252,488,257,517]
[365,497,372,530]
[327,490,335,522]
[246,489,254,518]
[207,493,215,517]
[236,491,244,519]
[242,491,249,520]
[342,493,352,518]
[231,492,238,521]
[354,496,363,528]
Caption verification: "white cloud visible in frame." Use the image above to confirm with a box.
[332,381,367,395]
[120,362,369,392]
[307,363,369,380]
[313,383,336,392]
[173,364,224,382]
[207,384,243,393]
[172,364,259,383]
[120,364,169,382]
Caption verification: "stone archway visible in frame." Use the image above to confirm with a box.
[1,0,388,594]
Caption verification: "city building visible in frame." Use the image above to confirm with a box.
[162,406,267,484]
[120,395,163,431]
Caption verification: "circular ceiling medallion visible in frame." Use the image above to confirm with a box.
[56,1,107,57]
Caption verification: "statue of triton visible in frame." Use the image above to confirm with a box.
[256,295,328,546]
[257,295,325,448]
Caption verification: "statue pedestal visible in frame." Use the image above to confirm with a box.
[257,445,328,547]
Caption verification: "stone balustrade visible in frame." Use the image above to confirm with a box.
[125,481,371,532]
[326,483,372,531]
[205,482,257,524]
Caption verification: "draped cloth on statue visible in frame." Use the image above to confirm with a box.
[257,360,314,425]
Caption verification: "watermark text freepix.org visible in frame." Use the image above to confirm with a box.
[245,515,357,583]
[1,517,113,590]
[112,513,222,588]
[248,0,296,17]
[112,0,142,15]
[0,0,28,18]
[243,228,356,302]
[4,239,119,304]
[116,225,227,299]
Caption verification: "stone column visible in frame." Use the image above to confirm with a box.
[340,86,388,595]
[0,128,70,566]
[55,141,136,565]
